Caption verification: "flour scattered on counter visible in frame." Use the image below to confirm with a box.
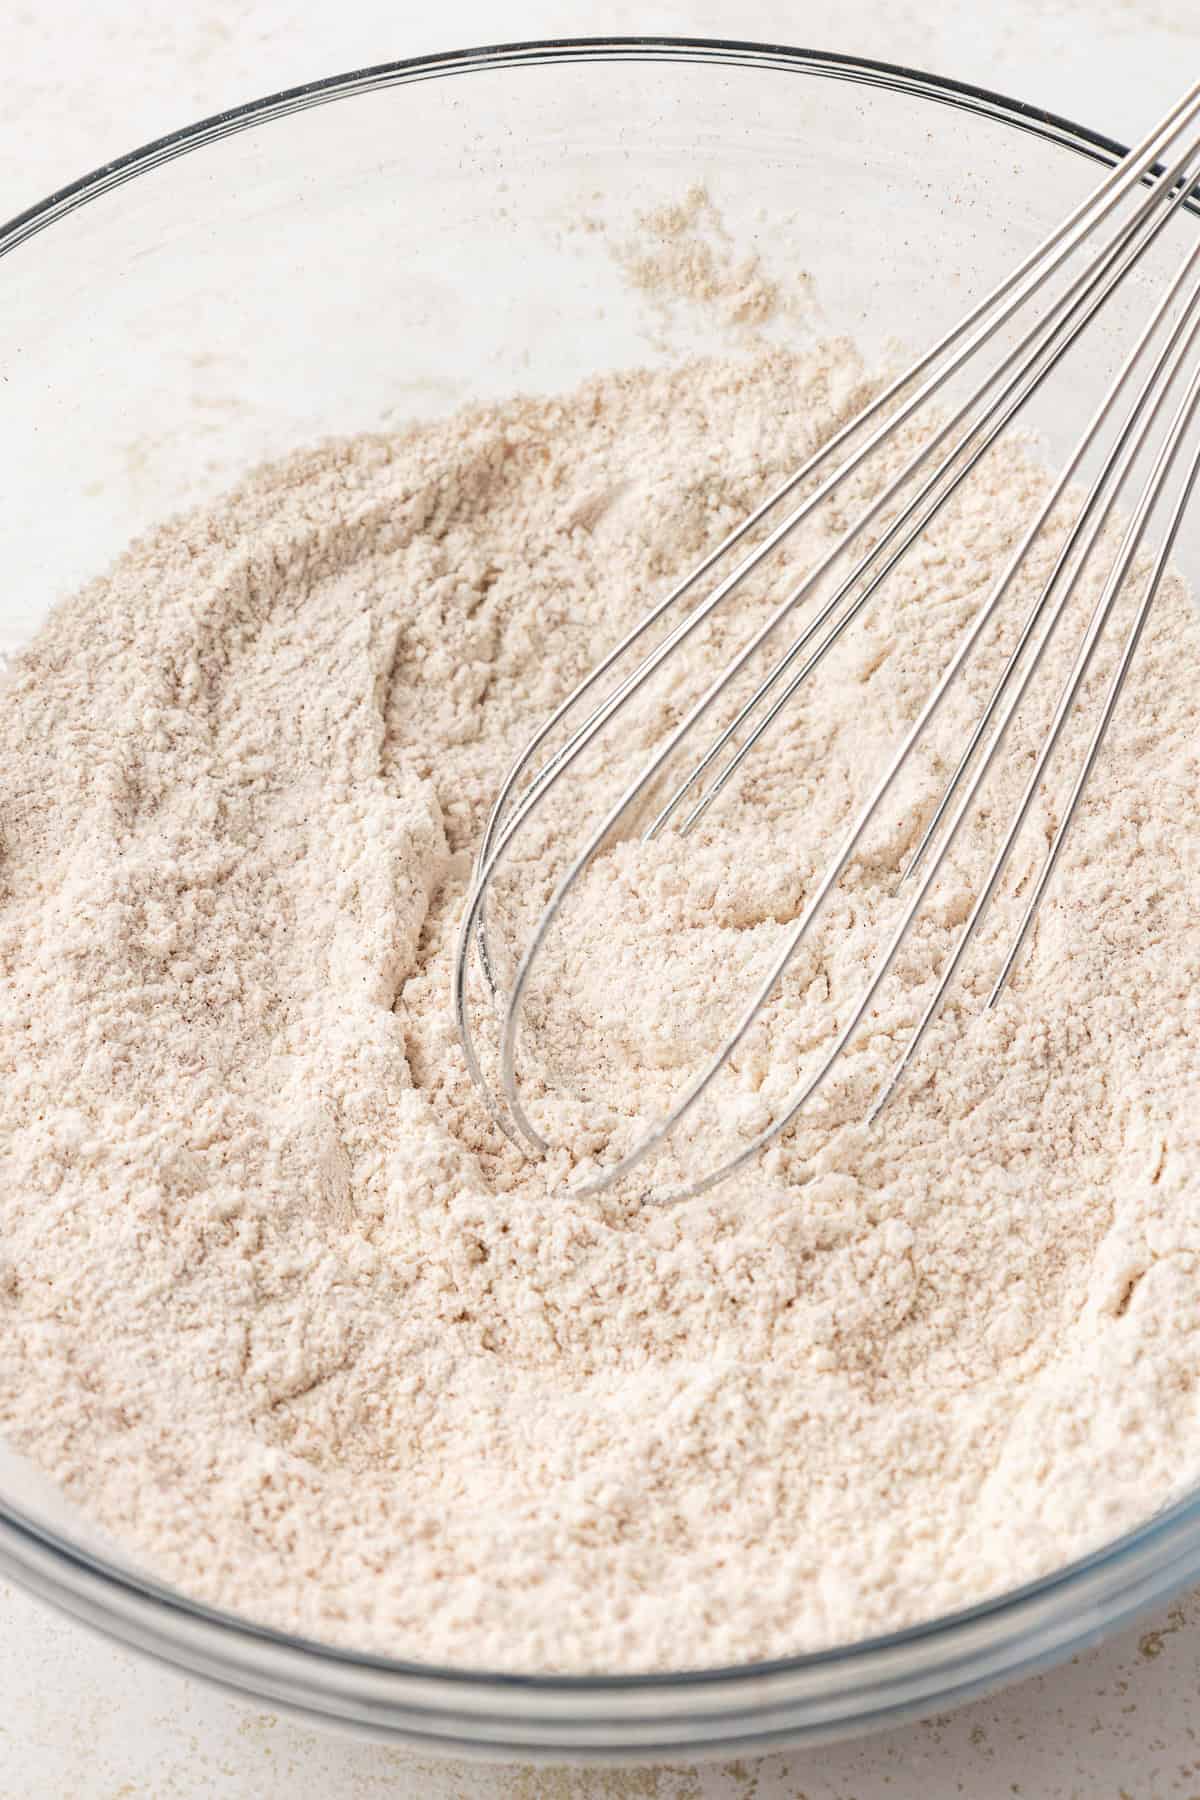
[0,333,1197,1673]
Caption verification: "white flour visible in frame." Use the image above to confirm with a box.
[0,333,1198,1674]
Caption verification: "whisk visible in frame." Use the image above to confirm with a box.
[453,79,1200,1203]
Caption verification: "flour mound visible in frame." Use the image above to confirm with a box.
[0,340,1197,1673]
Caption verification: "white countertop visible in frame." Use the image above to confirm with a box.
[3,1,1199,1795]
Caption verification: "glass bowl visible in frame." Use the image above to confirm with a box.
[1,36,1198,1763]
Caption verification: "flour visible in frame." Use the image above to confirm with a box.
[612,184,788,331]
[0,333,1198,1675]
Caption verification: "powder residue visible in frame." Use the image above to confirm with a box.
[0,337,1197,1673]
[613,184,789,331]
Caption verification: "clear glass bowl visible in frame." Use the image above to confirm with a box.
[1,37,1197,1762]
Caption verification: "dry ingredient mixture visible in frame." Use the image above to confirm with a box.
[0,315,1198,1673]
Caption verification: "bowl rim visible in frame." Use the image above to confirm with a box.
[1,33,1197,1755]
[0,34,1132,257]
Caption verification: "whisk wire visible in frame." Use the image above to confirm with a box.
[903,200,1200,884]
[867,312,1200,1122]
[671,159,1200,843]
[594,231,1200,1199]
[454,81,1200,1200]
[457,89,1200,1038]
[467,76,1200,919]
[987,382,1200,1005]
[496,137,1200,1154]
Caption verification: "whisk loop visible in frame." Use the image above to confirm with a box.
[453,80,1200,1201]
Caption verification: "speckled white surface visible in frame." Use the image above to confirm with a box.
[3,2,1200,1794]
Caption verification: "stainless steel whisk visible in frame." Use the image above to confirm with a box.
[454,80,1200,1202]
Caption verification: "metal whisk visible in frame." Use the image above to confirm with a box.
[454,79,1200,1202]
